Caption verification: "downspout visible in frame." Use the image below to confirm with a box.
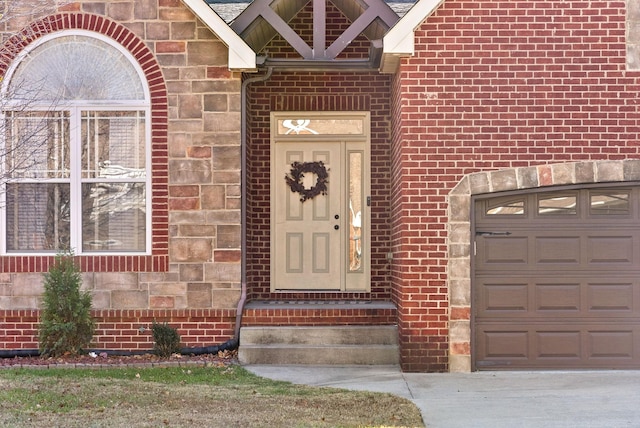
[235,66,273,341]
[0,70,273,360]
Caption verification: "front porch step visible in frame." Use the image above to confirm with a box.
[238,325,399,365]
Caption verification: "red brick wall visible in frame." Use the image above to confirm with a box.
[242,307,396,326]
[261,0,370,60]
[0,309,235,351]
[391,0,640,371]
[245,71,393,301]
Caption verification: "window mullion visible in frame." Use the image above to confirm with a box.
[145,107,152,254]
[0,111,6,254]
[70,107,82,253]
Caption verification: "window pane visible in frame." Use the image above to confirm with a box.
[486,199,525,215]
[8,35,145,101]
[277,118,365,135]
[5,183,70,251]
[4,111,70,179]
[82,111,146,179]
[349,151,363,272]
[590,191,630,215]
[538,193,577,215]
[82,182,146,252]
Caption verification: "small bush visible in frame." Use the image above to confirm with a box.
[39,252,95,357]
[152,321,181,357]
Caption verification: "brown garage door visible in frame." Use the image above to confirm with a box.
[474,186,640,369]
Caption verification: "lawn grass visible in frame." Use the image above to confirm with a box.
[0,365,425,427]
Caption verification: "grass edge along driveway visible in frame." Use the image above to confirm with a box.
[0,365,425,427]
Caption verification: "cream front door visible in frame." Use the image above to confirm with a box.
[270,112,370,292]
[273,141,342,290]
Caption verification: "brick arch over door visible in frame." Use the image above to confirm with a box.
[447,159,640,372]
[0,13,169,273]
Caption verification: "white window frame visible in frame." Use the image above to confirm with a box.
[0,30,152,255]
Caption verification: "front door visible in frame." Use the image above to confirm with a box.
[270,113,370,292]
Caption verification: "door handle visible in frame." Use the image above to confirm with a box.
[334,225,340,230]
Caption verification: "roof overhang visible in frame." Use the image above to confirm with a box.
[380,0,444,73]
[181,0,257,71]
[182,0,445,73]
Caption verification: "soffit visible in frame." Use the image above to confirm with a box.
[198,0,443,72]
[226,0,400,64]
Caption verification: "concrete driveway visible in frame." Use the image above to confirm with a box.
[246,365,640,427]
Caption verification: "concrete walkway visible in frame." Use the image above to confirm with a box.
[246,365,640,427]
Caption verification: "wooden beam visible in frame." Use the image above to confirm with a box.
[324,6,377,59]
[313,0,326,57]
[261,6,313,58]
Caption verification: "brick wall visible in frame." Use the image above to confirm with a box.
[259,0,371,60]
[242,306,396,326]
[628,0,640,69]
[392,0,640,372]
[245,71,394,301]
[0,0,242,350]
[0,309,235,351]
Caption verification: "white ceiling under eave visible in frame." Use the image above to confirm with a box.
[182,0,445,73]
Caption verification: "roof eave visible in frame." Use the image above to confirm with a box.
[181,0,257,71]
[380,0,444,74]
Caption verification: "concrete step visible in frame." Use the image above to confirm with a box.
[238,325,399,365]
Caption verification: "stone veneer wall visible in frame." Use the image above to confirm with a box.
[0,0,242,351]
[448,159,640,371]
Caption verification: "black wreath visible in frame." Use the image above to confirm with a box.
[285,161,329,202]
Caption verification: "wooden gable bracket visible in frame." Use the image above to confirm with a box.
[230,0,399,65]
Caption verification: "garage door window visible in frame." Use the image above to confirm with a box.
[537,193,577,215]
[590,191,630,215]
[486,197,525,215]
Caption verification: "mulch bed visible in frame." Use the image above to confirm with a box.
[0,349,238,369]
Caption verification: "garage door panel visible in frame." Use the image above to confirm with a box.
[477,236,528,265]
[477,330,529,360]
[536,284,581,312]
[536,331,581,359]
[535,237,581,264]
[477,283,528,312]
[588,330,634,359]
[588,283,634,312]
[477,277,639,318]
[587,236,634,264]
[473,273,640,321]
[478,230,640,272]
[476,323,640,369]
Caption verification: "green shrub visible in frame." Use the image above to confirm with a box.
[38,252,95,357]
[152,321,181,357]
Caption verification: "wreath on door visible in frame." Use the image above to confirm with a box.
[285,161,329,202]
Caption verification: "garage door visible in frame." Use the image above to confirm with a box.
[474,186,640,369]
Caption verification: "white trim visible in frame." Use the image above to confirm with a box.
[181,0,257,71]
[381,0,445,72]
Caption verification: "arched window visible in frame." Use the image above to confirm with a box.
[1,30,151,255]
